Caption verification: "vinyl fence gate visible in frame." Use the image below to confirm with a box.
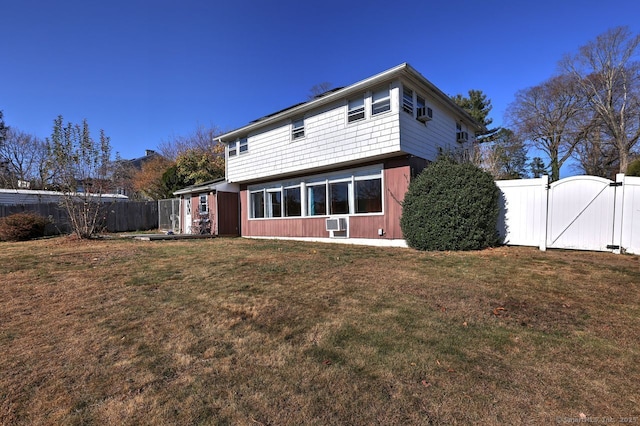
[496,174,640,255]
[158,198,180,233]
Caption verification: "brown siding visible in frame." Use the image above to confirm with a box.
[239,157,411,241]
[383,160,411,239]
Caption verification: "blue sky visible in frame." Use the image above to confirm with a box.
[2,0,639,174]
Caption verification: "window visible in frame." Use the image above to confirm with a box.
[371,88,390,115]
[239,137,248,153]
[307,184,326,216]
[330,182,350,214]
[402,87,414,114]
[248,167,383,219]
[355,178,382,213]
[251,191,265,218]
[292,118,305,140]
[347,97,365,123]
[267,190,282,218]
[199,194,208,214]
[416,95,426,119]
[284,186,301,217]
[229,140,237,157]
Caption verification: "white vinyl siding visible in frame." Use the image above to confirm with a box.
[227,87,400,184]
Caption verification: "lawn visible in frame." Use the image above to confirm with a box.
[1,237,639,425]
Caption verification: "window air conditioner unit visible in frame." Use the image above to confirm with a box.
[416,106,433,122]
[456,131,469,142]
[326,217,347,232]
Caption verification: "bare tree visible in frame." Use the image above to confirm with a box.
[47,116,112,238]
[474,128,528,179]
[157,124,222,161]
[561,26,640,173]
[308,82,334,100]
[0,128,50,189]
[571,121,619,177]
[506,74,588,181]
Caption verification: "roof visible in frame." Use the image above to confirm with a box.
[218,63,485,142]
[173,178,239,195]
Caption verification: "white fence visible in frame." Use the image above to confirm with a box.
[496,174,640,255]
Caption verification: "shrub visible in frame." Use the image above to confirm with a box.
[0,212,49,242]
[627,158,640,177]
[400,156,501,251]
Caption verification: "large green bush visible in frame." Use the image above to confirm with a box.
[400,157,501,251]
[0,212,49,242]
[627,158,640,177]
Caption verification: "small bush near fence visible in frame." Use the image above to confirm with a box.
[400,157,501,251]
[0,212,49,241]
[0,201,158,235]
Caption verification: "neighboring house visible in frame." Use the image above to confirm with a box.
[173,178,240,236]
[216,63,483,246]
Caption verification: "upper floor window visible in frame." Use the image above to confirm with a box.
[228,140,237,157]
[402,87,414,114]
[371,88,390,116]
[416,95,425,116]
[292,118,305,140]
[347,97,365,123]
[239,137,248,153]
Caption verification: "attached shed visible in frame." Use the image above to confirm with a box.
[173,179,240,236]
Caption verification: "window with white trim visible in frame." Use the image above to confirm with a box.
[228,140,237,157]
[284,186,302,217]
[239,137,248,153]
[329,181,350,215]
[355,178,382,213]
[416,95,426,120]
[307,184,327,216]
[347,96,365,123]
[199,194,208,214]
[267,189,282,218]
[371,88,390,115]
[248,167,383,219]
[250,190,265,218]
[292,118,305,140]
[402,87,414,115]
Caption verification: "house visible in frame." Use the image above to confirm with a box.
[216,63,483,246]
[173,178,240,236]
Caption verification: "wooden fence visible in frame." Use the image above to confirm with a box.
[0,201,158,234]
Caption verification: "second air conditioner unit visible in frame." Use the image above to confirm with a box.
[416,106,433,122]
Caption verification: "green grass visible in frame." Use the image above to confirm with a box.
[1,237,639,425]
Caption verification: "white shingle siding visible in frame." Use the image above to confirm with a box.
[225,70,479,184]
[398,98,472,160]
[227,90,402,183]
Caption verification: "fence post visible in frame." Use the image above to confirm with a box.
[539,175,549,252]
[612,173,625,254]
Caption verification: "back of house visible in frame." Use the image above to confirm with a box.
[217,63,482,246]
